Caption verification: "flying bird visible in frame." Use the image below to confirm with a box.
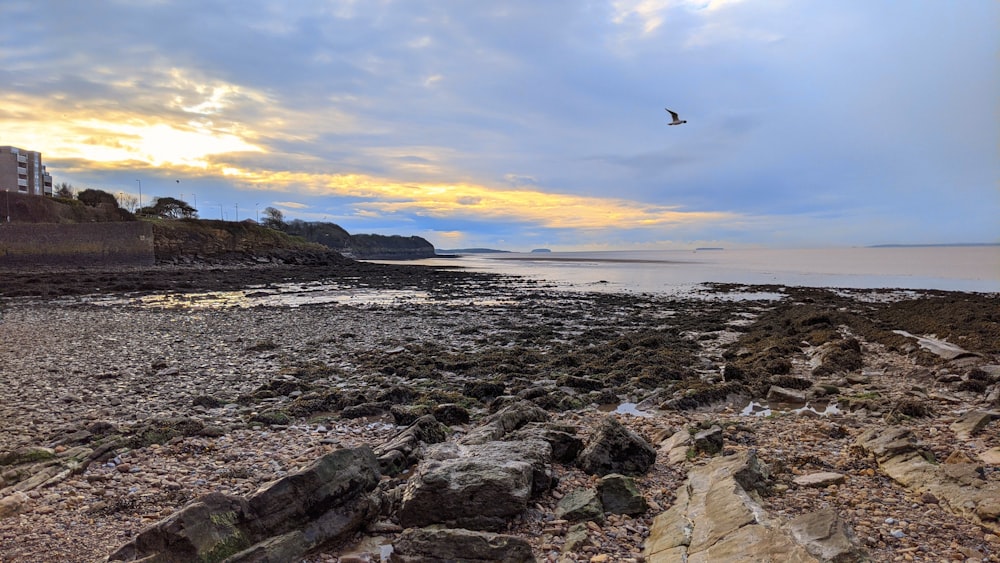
[665,108,687,126]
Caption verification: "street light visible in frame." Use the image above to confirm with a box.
[255,203,259,223]
[135,179,142,209]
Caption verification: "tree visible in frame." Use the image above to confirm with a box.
[54,182,74,199]
[143,196,197,219]
[120,193,139,213]
[261,206,286,230]
[77,188,119,209]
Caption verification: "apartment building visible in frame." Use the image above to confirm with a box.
[0,146,53,196]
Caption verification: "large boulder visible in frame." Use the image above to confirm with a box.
[577,416,656,476]
[107,447,381,562]
[397,439,552,531]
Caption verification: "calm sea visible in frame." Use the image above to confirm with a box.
[377,246,1000,294]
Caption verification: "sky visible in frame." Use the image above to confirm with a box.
[1,1,997,251]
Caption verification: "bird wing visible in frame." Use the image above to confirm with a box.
[665,108,680,120]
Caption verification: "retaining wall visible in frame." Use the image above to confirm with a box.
[0,222,155,268]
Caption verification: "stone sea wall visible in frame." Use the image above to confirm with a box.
[0,222,154,268]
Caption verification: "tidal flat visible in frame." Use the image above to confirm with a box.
[1,262,998,561]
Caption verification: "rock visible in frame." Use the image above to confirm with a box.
[432,403,470,425]
[0,446,56,466]
[461,401,550,445]
[979,447,1000,465]
[555,488,604,522]
[389,405,431,426]
[892,330,979,360]
[856,426,1000,534]
[508,422,584,464]
[577,416,656,476]
[389,527,535,563]
[945,450,975,464]
[976,499,1000,521]
[767,386,807,404]
[786,508,866,563]
[563,522,592,552]
[793,472,847,489]
[598,473,647,515]
[107,447,381,562]
[950,410,996,439]
[659,429,693,466]
[693,425,723,456]
[645,450,835,562]
[397,439,552,531]
[0,492,29,518]
[372,415,449,476]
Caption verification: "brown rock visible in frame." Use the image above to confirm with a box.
[793,472,847,489]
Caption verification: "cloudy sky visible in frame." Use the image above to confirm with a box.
[2,1,997,251]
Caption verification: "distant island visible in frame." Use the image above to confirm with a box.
[530,248,552,253]
[867,243,999,248]
[695,247,724,251]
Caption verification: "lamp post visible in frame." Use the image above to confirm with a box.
[135,179,142,209]
[255,203,259,223]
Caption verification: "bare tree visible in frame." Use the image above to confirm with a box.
[262,206,286,230]
[120,193,139,213]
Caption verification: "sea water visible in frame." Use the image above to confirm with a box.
[377,246,1000,294]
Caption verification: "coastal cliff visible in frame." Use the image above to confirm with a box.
[283,220,436,259]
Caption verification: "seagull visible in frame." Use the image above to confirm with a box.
[665,108,687,126]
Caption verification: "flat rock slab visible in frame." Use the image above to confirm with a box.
[979,447,1000,465]
[857,426,1000,534]
[389,527,534,563]
[950,410,997,439]
[793,472,847,489]
[644,451,865,562]
[892,330,980,360]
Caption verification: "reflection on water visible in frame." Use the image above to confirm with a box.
[89,284,433,309]
[381,246,1000,294]
[598,402,653,418]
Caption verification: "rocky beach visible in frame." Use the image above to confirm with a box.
[1,260,998,562]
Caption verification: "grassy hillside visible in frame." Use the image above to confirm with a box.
[149,218,334,261]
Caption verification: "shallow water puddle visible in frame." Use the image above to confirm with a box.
[740,400,841,417]
[599,402,654,417]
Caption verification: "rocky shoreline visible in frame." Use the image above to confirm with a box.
[1,261,998,562]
